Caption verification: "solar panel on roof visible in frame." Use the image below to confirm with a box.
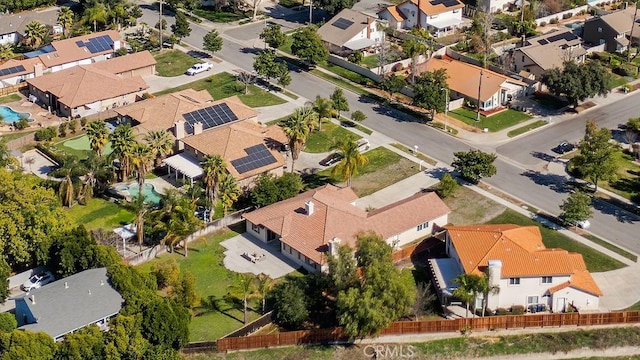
[84,35,114,54]
[231,144,278,174]
[182,103,239,132]
[0,65,26,77]
[547,31,577,43]
[76,41,85,47]
[332,18,354,30]
[538,39,549,45]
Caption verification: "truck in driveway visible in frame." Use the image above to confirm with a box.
[186,62,213,76]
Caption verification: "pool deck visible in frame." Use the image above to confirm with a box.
[112,177,176,197]
[0,94,67,133]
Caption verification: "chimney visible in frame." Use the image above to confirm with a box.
[417,0,422,29]
[486,260,502,311]
[328,237,341,257]
[173,120,186,139]
[30,295,35,304]
[367,17,372,39]
[305,200,315,216]
[34,62,43,77]
[64,282,68,289]
[113,40,121,51]
[193,121,203,135]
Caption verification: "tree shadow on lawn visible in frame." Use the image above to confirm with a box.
[196,295,245,323]
[521,170,572,194]
[357,95,423,123]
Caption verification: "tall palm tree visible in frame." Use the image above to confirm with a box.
[201,155,226,222]
[83,3,108,32]
[218,173,241,216]
[479,271,500,317]
[282,107,316,172]
[132,197,149,252]
[312,96,333,131]
[162,195,201,257]
[131,143,154,199]
[109,124,137,181]
[452,273,483,318]
[0,44,15,61]
[23,21,48,49]
[57,6,75,38]
[144,130,174,167]
[255,273,274,314]
[228,273,258,324]
[57,157,82,207]
[85,120,109,158]
[331,137,368,187]
[402,38,428,84]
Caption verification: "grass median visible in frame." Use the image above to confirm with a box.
[507,120,548,137]
[304,120,361,153]
[449,108,532,132]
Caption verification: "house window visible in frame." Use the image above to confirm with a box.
[522,55,525,62]
[598,27,602,33]
[509,277,520,285]
[527,295,539,305]
[417,222,429,231]
[541,276,552,284]
[251,223,260,233]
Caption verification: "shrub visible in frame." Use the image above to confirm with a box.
[392,63,404,72]
[152,258,180,289]
[511,305,525,315]
[495,307,508,315]
[68,119,78,134]
[615,63,638,77]
[80,117,88,127]
[562,12,573,19]
[347,52,363,65]
[14,117,29,130]
[437,173,459,198]
[58,123,67,137]
[550,17,559,24]
[0,312,17,332]
[579,9,587,15]
[540,21,547,27]
[35,126,57,141]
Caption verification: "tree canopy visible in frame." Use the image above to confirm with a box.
[203,29,223,54]
[569,120,619,190]
[250,173,304,207]
[171,11,191,40]
[560,191,593,226]
[260,23,286,49]
[542,61,610,106]
[291,27,328,65]
[253,49,290,84]
[413,69,448,120]
[452,150,497,184]
[315,0,357,15]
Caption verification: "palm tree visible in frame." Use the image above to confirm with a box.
[131,143,154,199]
[312,96,333,131]
[162,194,201,257]
[85,121,109,158]
[23,21,48,49]
[282,107,316,172]
[402,38,428,84]
[255,273,274,314]
[331,137,368,187]
[83,3,108,32]
[228,273,258,324]
[132,197,149,252]
[57,157,82,207]
[201,155,226,222]
[452,273,483,318]
[109,124,137,181]
[479,271,500,317]
[57,6,75,38]
[218,173,241,216]
[144,130,174,167]
[0,44,15,61]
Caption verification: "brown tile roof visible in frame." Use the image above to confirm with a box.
[0,57,42,81]
[243,188,450,264]
[27,65,148,108]
[90,51,156,74]
[317,9,374,48]
[379,5,406,21]
[37,30,121,68]
[115,89,214,133]
[417,57,527,102]
[548,253,602,296]
[408,0,464,16]
[181,120,286,180]
[446,224,602,296]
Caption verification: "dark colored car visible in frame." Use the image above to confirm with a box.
[552,141,575,154]
[319,153,343,167]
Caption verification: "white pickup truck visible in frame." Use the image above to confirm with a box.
[186,62,213,76]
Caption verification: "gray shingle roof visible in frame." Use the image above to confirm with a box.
[17,268,123,339]
[0,9,59,36]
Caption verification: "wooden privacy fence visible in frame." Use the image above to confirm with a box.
[215,311,640,352]
[0,83,27,97]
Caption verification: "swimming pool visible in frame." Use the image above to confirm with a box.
[0,106,31,124]
[113,183,162,205]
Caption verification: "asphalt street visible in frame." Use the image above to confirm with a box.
[137,4,640,253]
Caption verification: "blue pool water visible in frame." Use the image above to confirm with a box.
[117,183,162,205]
[0,106,30,123]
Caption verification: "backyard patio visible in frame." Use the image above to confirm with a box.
[220,233,298,278]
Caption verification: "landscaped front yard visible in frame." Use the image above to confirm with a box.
[600,151,640,202]
[304,120,361,153]
[449,108,532,132]
[55,134,113,160]
[154,50,200,77]
[65,197,134,231]
[154,72,286,108]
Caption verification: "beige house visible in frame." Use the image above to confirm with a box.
[317,9,385,56]
[378,0,464,36]
[243,186,451,272]
[512,29,586,80]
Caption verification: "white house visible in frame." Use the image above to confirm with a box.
[430,224,602,314]
[378,0,464,37]
[317,9,386,56]
[0,8,60,46]
[243,186,451,272]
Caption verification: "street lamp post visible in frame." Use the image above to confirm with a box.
[309,0,313,24]
[441,87,449,132]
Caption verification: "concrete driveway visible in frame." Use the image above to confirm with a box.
[592,263,640,311]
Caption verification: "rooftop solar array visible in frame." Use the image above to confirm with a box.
[538,39,549,45]
[332,18,354,30]
[430,0,459,6]
[182,103,239,132]
[547,31,578,43]
[231,144,277,174]
[0,65,26,77]
[76,35,113,54]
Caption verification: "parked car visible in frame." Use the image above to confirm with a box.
[319,152,343,167]
[552,141,575,155]
[356,138,370,152]
[22,271,54,291]
[577,219,591,229]
[186,62,213,76]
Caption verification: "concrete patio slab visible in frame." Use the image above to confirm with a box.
[220,233,298,278]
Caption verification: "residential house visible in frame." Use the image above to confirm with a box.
[378,0,464,36]
[0,30,124,88]
[583,6,640,53]
[429,225,602,314]
[27,52,154,117]
[317,9,385,56]
[0,8,61,46]
[512,29,587,80]
[15,268,123,341]
[116,91,287,187]
[243,186,451,272]
[417,57,529,111]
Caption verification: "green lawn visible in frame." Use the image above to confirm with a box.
[487,209,626,272]
[449,108,532,132]
[137,225,263,341]
[0,93,21,104]
[154,72,286,108]
[1,130,35,142]
[55,134,113,160]
[278,36,294,55]
[507,120,548,138]
[581,233,638,262]
[192,8,247,22]
[65,198,134,231]
[600,151,640,202]
[304,120,361,153]
[361,55,379,69]
[390,143,438,166]
[608,72,633,89]
[154,50,199,77]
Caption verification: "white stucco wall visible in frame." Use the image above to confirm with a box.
[422,9,462,30]
[387,213,448,248]
[280,242,321,272]
[551,287,600,312]
[245,221,268,242]
[489,0,513,13]
[0,32,18,46]
[397,2,419,28]
[348,22,384,44]
[491,275,571,310]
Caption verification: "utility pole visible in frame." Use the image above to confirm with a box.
[159,0,163,51]
[444,87,449,132]
[309,0,313,24]
[476,68,483,122]
[521,0,526,46]
[627,1,640,62]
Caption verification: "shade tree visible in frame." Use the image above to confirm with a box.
[569,120,619,191]
[259,23,286,49]
[203,29,223,54]
[291,26,328,66]
[451,149,497,184]
[412,69,448,120]
[560,190,593,228]
[542,61,610,106]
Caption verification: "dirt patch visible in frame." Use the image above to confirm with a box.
[350,157,420,197]
[442,186,506,225]
[574,101,597,113]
